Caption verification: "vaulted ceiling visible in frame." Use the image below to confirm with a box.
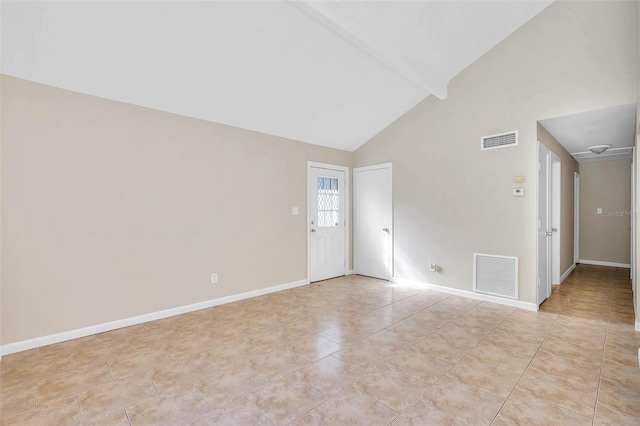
[1,1,553,151]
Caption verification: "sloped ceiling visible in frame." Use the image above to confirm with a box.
[1,1,553,151]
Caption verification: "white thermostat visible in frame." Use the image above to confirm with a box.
[513,188,524,197]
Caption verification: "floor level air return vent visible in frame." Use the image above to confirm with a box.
[473,253,518,299]
[481,130,518,151]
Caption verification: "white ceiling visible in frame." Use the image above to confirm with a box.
[539,103,637,163]
[1,1,553,151]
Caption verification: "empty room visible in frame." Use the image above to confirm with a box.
[1,1,639,425]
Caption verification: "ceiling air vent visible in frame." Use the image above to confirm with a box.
[481,130,518,151]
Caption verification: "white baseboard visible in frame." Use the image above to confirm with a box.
[392,277,538,312]
[0,278,309,357]
[578,259,631,268]
[636,318,640,332]
[560,263,576,283]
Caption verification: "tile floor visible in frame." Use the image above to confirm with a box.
[1,264,639,425]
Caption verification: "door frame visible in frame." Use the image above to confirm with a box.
[551,153,561,285]
[537,142,552,305]
[574,171,580,265]
[307,161,350,282]
[354,162,394,280]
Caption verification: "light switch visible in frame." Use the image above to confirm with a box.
[292,207,299,216]
[597,208,602,215]
[513,188,524,197]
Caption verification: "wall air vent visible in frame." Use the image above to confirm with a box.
[481,130,518,151]
[473,253,518,299]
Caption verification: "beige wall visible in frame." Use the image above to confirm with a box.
[579,159,632,265]
[537,124,579,277]
[0,76,353,345]
[354,1,637,303]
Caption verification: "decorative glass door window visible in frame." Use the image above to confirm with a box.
[317,177,339,227]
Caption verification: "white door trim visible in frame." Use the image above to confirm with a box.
[537,142,551,305]
[574,171,580,265]
[354,162,393,280]
[551,153,561,285]
[307,161,350,282]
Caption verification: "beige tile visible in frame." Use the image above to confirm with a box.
[246,346,310,380]
[294,355,365,395]
[162,334,214,358]
[391,398,464,426]
[36,363,113,406]
[0,381,36,419]
[517,366,598,417]
[195,366,268,405]
[385,348,452,385]
[190,398,274,426]
[3,269,638,425]
[421,376,503,425]
[385,316,440,339]
[601,360,640,388]
[202,341,262,373]
[537,336,603,367]
[412,333,472,364]
[126,389,214,426]
[446,356,521,399]
[83,409,130,426]
[548,323,606,349]
[319,324,371,345]
[363,329,419,351]
[244,326,303,352]
[288,413,323,426]
[333,340,395,372]
[309,386,398,425]
[353,365,430,412]
[494,388,592,425]
[79,373,157,423]
[594,401,640,426]
[2,396,82,426]
[282,317,331,335]
[529,349,600,386]
[431,322,489,347]
[149,358,216,394]
[247,375,327,425]
[286,334,342,362]
[465,341,532,374]
[0,353,75,388]
[482,328,542,357]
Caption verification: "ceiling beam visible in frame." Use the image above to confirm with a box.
[291,0,448,99]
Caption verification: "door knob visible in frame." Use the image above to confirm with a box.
[545,231,552,237]
[382,228,389,232]
[311,229,316,233]
[552,228,558,232]
[628,227,631,231]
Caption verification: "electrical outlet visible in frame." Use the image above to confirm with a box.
[211,273,218,284]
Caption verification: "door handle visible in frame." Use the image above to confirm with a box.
[545,231,552,237]
[382,228,389,232]
[552,228,558,232]
[628,227,631,231]
[311,229,316,233]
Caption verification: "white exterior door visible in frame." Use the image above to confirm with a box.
[308,164,347,282]
[354,163,392,280]
[538,143,551,305]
